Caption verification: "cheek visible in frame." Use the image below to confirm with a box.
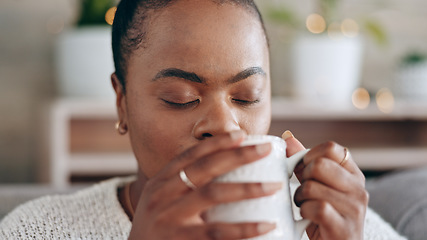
[240,94,271,135]
[127,107,196,177]
[243,107,271,135]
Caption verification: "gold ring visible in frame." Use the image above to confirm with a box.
[179,169,197,190]
[340,147,350,166]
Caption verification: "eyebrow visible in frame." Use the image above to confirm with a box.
[227,67,266,84]
[152,68,205,83]
[152,66,266,84]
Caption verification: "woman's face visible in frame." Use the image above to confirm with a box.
[115,0,271,178]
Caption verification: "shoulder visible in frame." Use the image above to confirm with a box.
[0,177,134,239]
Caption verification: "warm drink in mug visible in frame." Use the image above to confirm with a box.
[205,135,310,240]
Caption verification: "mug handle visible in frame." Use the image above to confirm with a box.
[285,148,310,178]
[285,148,311,240]
[294,219,311,240]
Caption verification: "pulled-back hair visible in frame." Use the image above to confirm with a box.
[111,0,267,92]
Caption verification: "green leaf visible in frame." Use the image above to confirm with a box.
[78,0,115,26]
[322,0,339,10]
[318,0,339,22]
[364,20,388,46]
[402,52,427,64]
[266,8,298,27]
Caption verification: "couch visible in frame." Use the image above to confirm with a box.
[366,167,427,240]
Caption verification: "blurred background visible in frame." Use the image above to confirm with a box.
[1,0,427,184]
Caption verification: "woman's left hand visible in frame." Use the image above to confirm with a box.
[284,132,369,240]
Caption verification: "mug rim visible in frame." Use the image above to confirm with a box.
[242,135,286,148]
[244,134,285,143]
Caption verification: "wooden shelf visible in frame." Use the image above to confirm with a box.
[69,153,137,175]
[272,97,427,121]
[350,147,427,170]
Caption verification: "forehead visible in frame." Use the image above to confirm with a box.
[129,0,269,78]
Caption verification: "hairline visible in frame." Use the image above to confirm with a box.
[113,0,269,92]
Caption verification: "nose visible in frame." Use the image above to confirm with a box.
[192,101,241,140]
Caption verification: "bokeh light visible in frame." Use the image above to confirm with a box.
[376,88,395,113]
[341,18,359,38]
[46,16,65,34]
[352,88,370,110]
[306,13,326,34]
[105,7,117,25]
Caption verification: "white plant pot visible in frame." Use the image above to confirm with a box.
[55,26,115,99]
[394,63,427,100]
[291,34,363,106]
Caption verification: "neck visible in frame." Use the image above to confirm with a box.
[124,171,148,220]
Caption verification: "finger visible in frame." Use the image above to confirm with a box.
[152,143,271,203]
[300,200,344,239]
[168,182,282,218]
[303,141,365,180]
[282,130,307,181]
[148,141,271,208]
[158,130,247,178]
[282,130,306,157]
[176,222,276,240]
[294,180,365,217]
[301,157,364,191]
[183,143,271,189]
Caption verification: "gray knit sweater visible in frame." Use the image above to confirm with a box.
[0,177,406,239]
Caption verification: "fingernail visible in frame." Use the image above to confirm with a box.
[262,182,283,194]
[282,130,294,140]
[257,222,276,234]
[230,130,245,141]
[255,143,271,156]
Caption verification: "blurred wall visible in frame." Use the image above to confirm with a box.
[0,0,77,182]
[1,0,427,183]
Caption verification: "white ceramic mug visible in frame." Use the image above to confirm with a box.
[205,135,310,240]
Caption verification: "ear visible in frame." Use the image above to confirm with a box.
[111,73,128,126]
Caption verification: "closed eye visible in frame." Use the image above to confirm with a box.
[162,99,200,109]
[232,98,260,106]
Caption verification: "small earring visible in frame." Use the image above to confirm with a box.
[115,120,128,135]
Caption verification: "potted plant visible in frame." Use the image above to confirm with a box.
[394,52,427,100]
[55,0,118,99]
[265,0,387,106]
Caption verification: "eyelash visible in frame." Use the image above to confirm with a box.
[162,99,200,109]
[162,98,260,109]
[232,99,260,106]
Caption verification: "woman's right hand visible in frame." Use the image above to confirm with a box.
[128,130,281,240]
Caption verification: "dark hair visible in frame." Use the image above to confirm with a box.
[112,0,267,92]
